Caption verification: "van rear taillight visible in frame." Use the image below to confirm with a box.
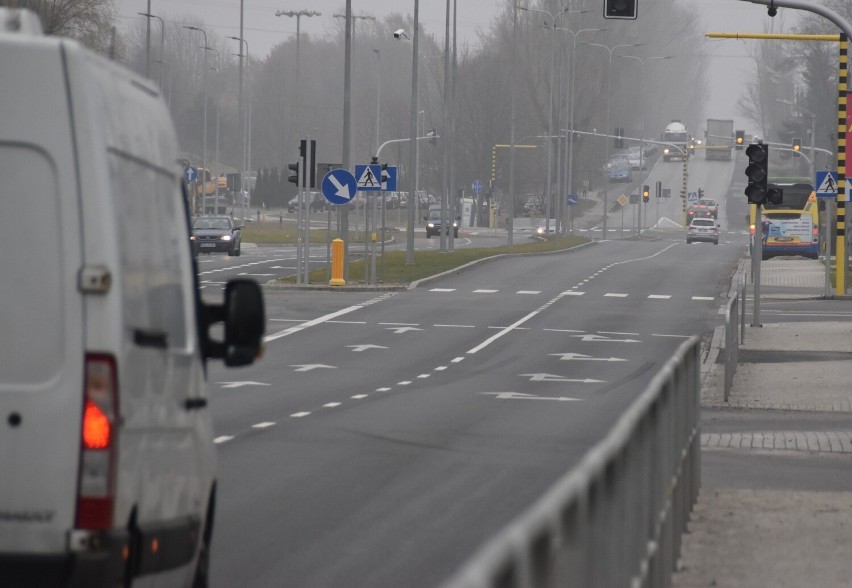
[76,354,118,530]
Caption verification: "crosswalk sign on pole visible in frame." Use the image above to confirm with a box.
[815,170,838,198]
[355,164,382,191]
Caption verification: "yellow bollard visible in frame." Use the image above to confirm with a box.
[329,238,346,286]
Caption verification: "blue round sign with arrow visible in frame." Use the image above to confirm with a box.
[322,168,357,205]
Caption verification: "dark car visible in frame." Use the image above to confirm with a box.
[424,207,459,238]
[288,193,328,213]
[191,215,242,256]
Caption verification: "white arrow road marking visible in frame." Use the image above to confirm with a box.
[520,373,604,383]
[329,173,352,200]
[482,392,581,401]
[290,364,336,372]
[218,381,271,389]
[387,326,423,334]
[573,334,641,343]
[549,353,628,362]
[346,344,388,352]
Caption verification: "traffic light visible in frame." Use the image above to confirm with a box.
[698,187,704,199]
[792,137,802,156]
[766,183,783,206]
[614,127,624,149]
[604,0,638,20]
[655,180,662,199]
[642,185,650,203]
[735,130,744,150]
[744,142,768,204]
[287,162,300,186]
[298,139,317,188]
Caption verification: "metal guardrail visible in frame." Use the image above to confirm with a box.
[442,337,701,588]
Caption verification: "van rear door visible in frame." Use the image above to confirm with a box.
[0,40,85,554]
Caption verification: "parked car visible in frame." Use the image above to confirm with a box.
[686,217,720,244]
[191,215,242,256]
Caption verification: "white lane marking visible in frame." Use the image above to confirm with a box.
[324,402,342,408]
[238,273,275,277]
[599,331,639,336]
[543,328,585,333]
[435,366,448,371]
[290,364,336,372]
[550,353,627,362]
[380,322,420,326]
[218,381,270,389]
[562,291,585,295]
[517,290,541,294]
[430,288,456,292]
[434,324,476,328]
[398,381,412,386]
[328,320,367,325]
[290,412,311,418]
[387,326,423,334]
[652,333,691,338]
[351,394,368,399]
[647,294,671,299]
[574,334,641,343]
[604,293,629,298]
[692,296,714,301]
[474,289,498,294]
[376,387,392,392]
[214,436,235,444]
[417,374,430,379]
[482,392,581,402]
[520,373,605,383]
[467,310,540,354]
[347,344,388,352]
[265,305,364,342]
[451,357,465,363]
[252,422,276,429]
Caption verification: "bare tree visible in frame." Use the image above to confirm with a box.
[17,0,117,53]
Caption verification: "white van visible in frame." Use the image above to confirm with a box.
[0,9,265,587]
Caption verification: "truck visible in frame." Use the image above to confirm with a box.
[705,118,734,160]
[662,121,690,161]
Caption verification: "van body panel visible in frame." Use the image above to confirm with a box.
[0,38,84,553]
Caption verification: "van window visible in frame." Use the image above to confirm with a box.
[0,145,64,385]
[109,153,189,349]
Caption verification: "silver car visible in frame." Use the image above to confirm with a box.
[686,218,719,245]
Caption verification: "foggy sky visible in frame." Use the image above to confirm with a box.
[119,0,801,129]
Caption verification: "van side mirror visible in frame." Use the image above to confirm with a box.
[200,279,265,366]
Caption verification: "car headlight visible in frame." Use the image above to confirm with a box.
[427,222,435,228]
[220,235,232,241]
[190,235,197,241]
[663,148,670,154]
[452,222,458,228]
[536,226,545,235]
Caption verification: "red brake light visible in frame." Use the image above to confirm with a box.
[77,354,118,530]
[83,400,110,449]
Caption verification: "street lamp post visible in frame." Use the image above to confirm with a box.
[395,6,419,266]
[582,41,642,239]
[183,25,210,215]
[138,11,165,87]
[553,27,605,235]
[228,35,250,222]
[518,5,570,235]
[275,9,322,135]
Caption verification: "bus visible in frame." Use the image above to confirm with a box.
[749,178,821,260]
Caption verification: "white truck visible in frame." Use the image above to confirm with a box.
[705,118,734,160]
[0,8,265,586]
[662,121,690,161]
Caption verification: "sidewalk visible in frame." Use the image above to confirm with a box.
[672,258,852,587]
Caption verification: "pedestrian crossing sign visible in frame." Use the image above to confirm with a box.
[355,164,382,191]
[815,170,838,198]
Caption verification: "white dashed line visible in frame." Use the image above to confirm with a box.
[451,357,465,363]
[376,387,391,392]
[473,289,498,294]
[517,290,541,294]
[351,394,368,399]
[324,402,342,408]
[562,291,585,296]
[430,288,456,292]
[252,422,276,429]
[398,381,412,386]
[604,293,629,298]
[647,295,671,300]
[290,412,311,418]
[214,436,234,444]
[434,324,475,328]
[692,296,714,301]
[417,374,430,379]
[435,366,448,371]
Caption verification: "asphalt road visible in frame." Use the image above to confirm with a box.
[202,229,744,586]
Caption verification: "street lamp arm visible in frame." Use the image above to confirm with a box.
[376,134,440,159]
